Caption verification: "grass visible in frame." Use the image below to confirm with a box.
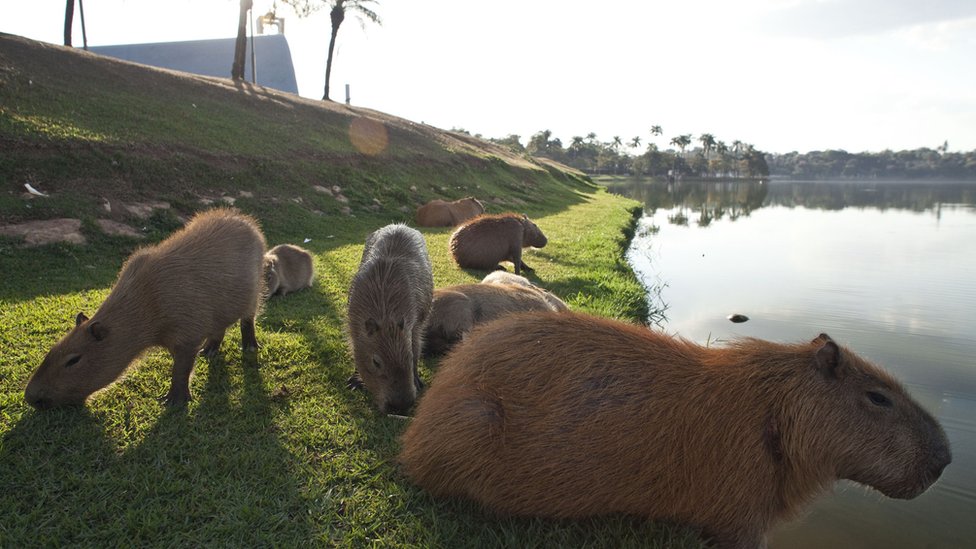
[0,34,701,547]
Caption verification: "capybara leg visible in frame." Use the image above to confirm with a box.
[240,316,258,352]
[161,346,197,407]
[200,332,225,358]
[519,260,534,273]
[412,332,424,391]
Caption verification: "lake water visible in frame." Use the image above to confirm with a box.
[605,178,976,548]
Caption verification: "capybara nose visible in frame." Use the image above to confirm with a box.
[385,399,414,416]
[930,445,952,478]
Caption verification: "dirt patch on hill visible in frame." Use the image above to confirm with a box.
[0,218,85,246]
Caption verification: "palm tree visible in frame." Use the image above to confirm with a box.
[669,134,692,181]
[630,136,641,150]
[670,134,692,155]
[284,0,381,100]
[231,0,254,80]
[732,140,744,178]
[611,136,623,151]
[698,133,716,176]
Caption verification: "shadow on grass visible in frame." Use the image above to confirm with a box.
[0,355,315,545]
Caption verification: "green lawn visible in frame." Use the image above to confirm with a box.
[0,191,702,548]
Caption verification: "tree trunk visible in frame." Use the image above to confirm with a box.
[64,0,75,47]
[231,0,252,80]
[323,3,346,101]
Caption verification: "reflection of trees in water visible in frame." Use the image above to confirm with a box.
[604,178,976,226]
[606,179,769,227]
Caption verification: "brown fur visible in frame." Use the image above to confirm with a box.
[25,208,267,409]
[448,213,547,275]
[400,311,952,549]
[480,271,569,312]
[264,244,314,297]
[347,224,433,414]
[424,283,565,356]
[415,197,485,227]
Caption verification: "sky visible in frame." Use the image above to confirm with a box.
[4,0,976,154]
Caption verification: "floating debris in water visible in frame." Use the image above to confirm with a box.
[727,314,749,323]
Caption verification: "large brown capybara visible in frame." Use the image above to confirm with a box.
[448,213,547,275]
[265,243,314,297]
[424,283,566,356]
[25,208,267,409]
[480,271,569,312]
[400,311,952,549]
[347,223,433,414]
[415,197,485,227]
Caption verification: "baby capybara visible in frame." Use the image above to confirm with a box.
[25,208,266,409]
[347,224,433,414]
[424,283,566,356]
[448,213,547,275]
[415,197,485,227]
[265,243,314,297]
[400,311,952,549]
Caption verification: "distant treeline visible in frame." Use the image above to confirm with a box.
[467,128,976,180]
[767,149,976,180]
[477,130,770,179]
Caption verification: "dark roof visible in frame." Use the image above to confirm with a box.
[89,34,298,94]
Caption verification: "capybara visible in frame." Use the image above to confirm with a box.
[415,197,485,227]
[347,223,433,414]
[424,283,565,356]
[265,243,314,296]
[400,311,952,549]
[25,208,267,409]
[480,271,569,312]
[448,213,547,275]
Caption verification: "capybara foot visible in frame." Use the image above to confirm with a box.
[492,265,507,272]
[519,261,535,272]
[347,373,365,391]
[159,387,191,407]
[200,340,222,359]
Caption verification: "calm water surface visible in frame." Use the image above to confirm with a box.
[608,178,976,548]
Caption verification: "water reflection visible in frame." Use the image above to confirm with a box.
[601,177,976,225]
[615,176,976,548]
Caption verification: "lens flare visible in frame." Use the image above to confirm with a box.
[349,118,389,156]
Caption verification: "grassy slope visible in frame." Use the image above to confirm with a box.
[0,34,699,547]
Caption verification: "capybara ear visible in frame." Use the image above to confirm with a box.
[365,317,380,336]
[814,336,842,379]
[75,312,89,326]
[87,321,109,342]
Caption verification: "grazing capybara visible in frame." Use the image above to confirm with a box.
[400,311,952,549]
[424,283,565,356]
[449,213,547,275]
[25,208,266,409]
[347,224,433,414]
[264,243,314,296]
[415,197,485,227]
[480,271,569,312]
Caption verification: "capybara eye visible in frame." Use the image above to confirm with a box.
[372,357,383,371]
[63,355,82,369]
[867,391,892,407]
